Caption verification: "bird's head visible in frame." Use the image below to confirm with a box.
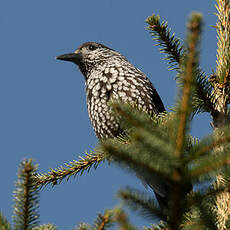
[56,42,118,78]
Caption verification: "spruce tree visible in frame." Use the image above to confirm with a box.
[1,0,230,229]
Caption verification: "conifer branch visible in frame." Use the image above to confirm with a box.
[211,0,230,125]
[185,127,230,166]
[146,13,215,118]
[189,193,217,230]
[146,14,183,70]
[190,134,230,162]
[94,211,115,230]
[95,215,109,230]
[0,212,11,230]
[146,222,168,230]
[76,223,92,230]
[192,71,216,115]
[76,209,136,230]
[211,1,230,229]
[114,209,137,230]
[110,106,174,163]
[13,159,39,230]
[191,146,230,179]
[215,0,230,84]
[169,13,203,230]
[110,101,172,147]
[102,139,173,185]
[118,188,166,221]
[175,13,202,157]
[35,151,106,188]
[32,224,57,230]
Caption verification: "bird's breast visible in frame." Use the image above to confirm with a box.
[85,67,160,138]
[85,76,121,138]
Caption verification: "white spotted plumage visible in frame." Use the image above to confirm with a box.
[85,58,165,138]
[59,41,165,138]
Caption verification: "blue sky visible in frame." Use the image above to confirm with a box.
[1,1,217,229]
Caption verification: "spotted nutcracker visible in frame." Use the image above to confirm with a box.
[56,42,171,208]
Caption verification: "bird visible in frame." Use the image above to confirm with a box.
[56,42,171,209]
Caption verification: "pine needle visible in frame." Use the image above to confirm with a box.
[13,159,39,230]
[35,151,106,188]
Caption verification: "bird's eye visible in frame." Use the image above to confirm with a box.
[88,45,97,51]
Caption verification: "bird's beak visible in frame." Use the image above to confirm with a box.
[56,49,82,64]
